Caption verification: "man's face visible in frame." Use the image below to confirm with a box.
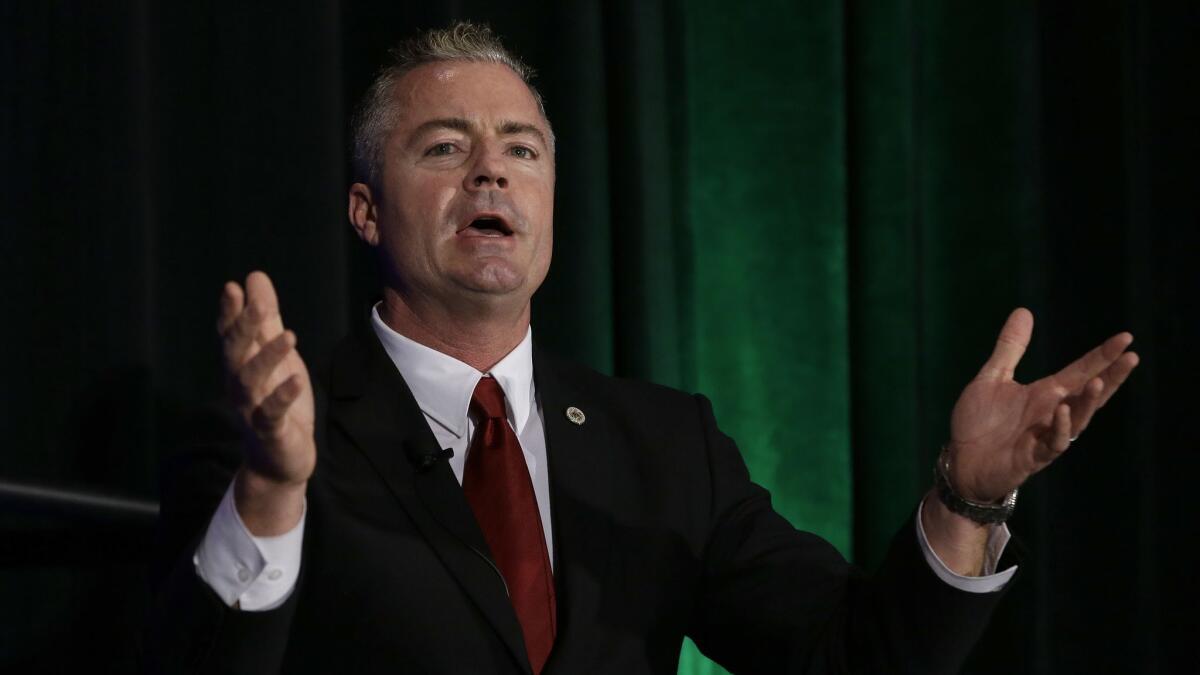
[358,61,555,314]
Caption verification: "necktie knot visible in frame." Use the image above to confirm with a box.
[471,377,508,421]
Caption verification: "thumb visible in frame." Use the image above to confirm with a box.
[977,307,1033,381]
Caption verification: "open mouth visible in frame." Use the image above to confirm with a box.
[459,215,514,237]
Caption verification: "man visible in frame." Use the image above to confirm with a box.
[149,22,1139,674]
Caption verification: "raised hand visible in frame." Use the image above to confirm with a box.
[946,308,1139,503]
[217,271,315,534]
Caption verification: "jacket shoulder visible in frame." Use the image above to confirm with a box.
[534,349,703,416]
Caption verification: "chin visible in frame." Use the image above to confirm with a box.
[456,265,527,297]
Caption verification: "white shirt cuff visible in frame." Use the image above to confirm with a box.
[914,496,1018,593]
[192,479,306,611]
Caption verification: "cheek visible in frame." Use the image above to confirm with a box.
[385,181,460,253]
[532,187,554,272]
[538,188,555,246]
[429,183,460,219]
[523,177,554,226]
[399,177,458,223]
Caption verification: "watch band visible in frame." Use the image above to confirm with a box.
[933,447,1018,525]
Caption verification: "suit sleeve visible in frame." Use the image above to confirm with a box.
[145,405,300,675]
[685,394,1013,675]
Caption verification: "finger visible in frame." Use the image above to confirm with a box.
[1067,376,1105,437]
[251,374,303,437]
[236,330,296,406]
[222,292,265,368]
[1095,351,1140,408]
[1052,331,1134,392]
[977,307,1034,381]
[245,271,285,343]
[217,281,245,336]
[1041,403,1073,460]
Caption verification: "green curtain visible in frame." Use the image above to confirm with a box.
[544,1,1186,672]
[677,4,850,671]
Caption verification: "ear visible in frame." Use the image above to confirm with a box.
[348,182,380,246]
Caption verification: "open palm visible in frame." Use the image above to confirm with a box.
[218,271,317,486]
[946,308,1139,502]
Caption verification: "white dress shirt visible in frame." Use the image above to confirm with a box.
[194,308,1016,610]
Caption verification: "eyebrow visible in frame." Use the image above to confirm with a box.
[497,120,548,149]
[409,117,548,149]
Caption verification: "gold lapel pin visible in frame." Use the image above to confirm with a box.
[565,406,586,426]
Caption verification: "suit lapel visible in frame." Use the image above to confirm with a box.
[327,330,532,674]
[534,350,616,671]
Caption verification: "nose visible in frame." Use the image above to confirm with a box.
[465,147,508,191]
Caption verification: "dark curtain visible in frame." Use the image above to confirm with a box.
[1,1,1195,672]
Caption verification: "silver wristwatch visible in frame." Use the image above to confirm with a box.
[933,446,1018,525]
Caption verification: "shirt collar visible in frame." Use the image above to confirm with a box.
[370,304,535,439]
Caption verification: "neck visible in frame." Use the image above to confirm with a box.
[378,288,530,372]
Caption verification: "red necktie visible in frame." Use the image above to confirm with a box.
[462,377,556,673]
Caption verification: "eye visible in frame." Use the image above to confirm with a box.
[509,145,537,160]
[425,142,458,156]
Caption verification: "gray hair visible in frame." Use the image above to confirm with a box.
[351,21,553,189]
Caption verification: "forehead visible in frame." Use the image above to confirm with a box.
[391,61,544,128]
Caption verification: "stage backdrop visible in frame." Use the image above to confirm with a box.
[1,1,1196,672]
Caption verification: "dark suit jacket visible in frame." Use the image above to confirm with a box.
[148,327,1009,674]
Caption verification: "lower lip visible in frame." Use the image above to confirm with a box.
[455,229,517,246]
[457,229,510,238]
